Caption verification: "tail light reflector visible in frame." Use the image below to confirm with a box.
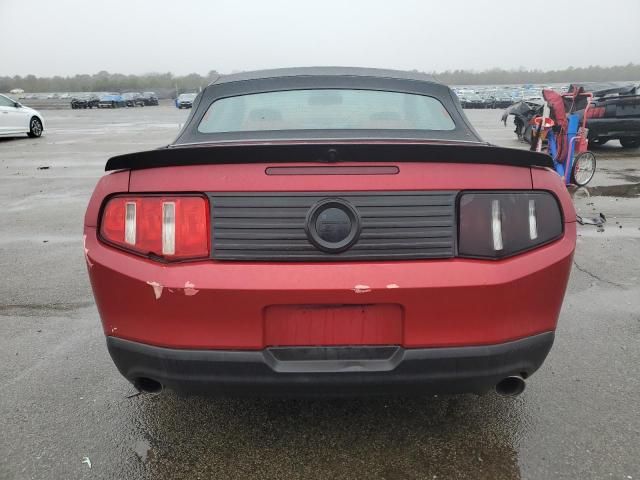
[162,202,176,255]
[490,199,503,251]
[124,202,136,244]
[100,195,209,261]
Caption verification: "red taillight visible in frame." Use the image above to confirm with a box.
[586,106,605,118]
[100,195,209,261]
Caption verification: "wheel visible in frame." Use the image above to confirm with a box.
[571,151,596,186]
[619,137,640,149]
[27,117,43,138]
[590,137,609,147]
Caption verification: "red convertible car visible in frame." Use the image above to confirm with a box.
[84,68,576,396]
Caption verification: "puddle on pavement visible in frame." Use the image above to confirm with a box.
[125,394,524,479]
[571,183,640,198]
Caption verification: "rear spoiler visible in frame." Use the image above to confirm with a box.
[105,142,553,171]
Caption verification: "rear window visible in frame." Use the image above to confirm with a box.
[197,89,456,133]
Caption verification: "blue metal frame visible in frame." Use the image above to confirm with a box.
[546,114,580,185]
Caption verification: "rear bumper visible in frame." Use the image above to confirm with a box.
[107,331,554,396]
[85,223,575,349]
[587,117,640,138]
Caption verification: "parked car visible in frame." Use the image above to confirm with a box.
[98,93,126,108]
[122,92,145,107]
[501,99,545,144]
[176,93,197,109]
[461,92,485,109]
[571,83,640,148]
[71,94,100,109]
[492,93,515,109]
[85,67,575,397]
[481,95,497,109]
[141,92,159,106]
[0,94,44,138]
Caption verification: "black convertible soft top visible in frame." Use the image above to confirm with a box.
[174,66,482,146]
[207,67,440,85]
[105,67,553,171]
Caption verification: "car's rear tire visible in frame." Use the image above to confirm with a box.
[590,137,609,147]
[27,117,43,138]
[619,137,640,149]
[571,151,596,186]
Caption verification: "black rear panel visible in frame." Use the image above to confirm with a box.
[208,192,456,261]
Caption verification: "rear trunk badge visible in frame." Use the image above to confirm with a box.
[305,199,361,253]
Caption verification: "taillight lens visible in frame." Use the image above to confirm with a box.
[458,191,562,259]
[100,195,209,261]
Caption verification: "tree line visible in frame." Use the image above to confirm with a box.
[432,63,640,85]
[1,64,639,92]
[0,70,220,93]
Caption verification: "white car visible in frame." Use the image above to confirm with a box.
[0,94,44,138]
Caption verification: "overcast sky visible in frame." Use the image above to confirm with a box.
[1,0,639,77]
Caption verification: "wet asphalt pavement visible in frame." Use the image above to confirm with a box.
[0,105,638,480]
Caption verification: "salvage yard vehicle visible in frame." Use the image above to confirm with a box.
[572,83,640,148]
[122,92,145,107]
[0,94,44,137]
[502,99,545,143]
[492,92,515,109]
[98,93,126,108]
[85,67,576,397]
[176,92,197,109]
[70,94,100,109]
[141,92,159,106]
[461,92,485,109]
